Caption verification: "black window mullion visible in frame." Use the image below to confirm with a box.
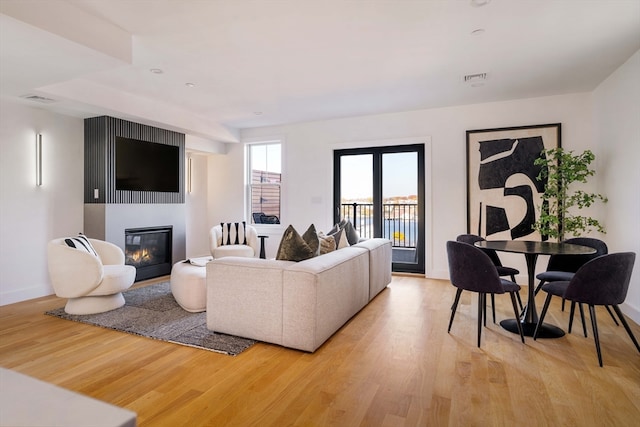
[372,150,382,238]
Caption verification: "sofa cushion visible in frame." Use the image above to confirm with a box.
[276,225,316,261]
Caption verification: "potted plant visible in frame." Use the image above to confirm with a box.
[532,148,607,242]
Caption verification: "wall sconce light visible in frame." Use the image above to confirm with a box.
[187,156,192,193]
[36,133,43,186]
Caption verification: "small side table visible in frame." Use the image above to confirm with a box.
[258,235,268,259]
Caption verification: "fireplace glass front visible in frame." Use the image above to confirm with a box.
[125,226,173,281]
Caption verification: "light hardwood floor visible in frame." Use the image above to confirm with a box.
[1,275,639,426]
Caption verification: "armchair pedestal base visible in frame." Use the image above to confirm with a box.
[64,293,126,315]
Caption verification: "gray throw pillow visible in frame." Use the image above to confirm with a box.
[327,228,350,249]
[328,224,340,235]
[341,220,360,245]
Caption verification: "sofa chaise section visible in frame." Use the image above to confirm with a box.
[281,246,369,352]
[354,238,393,300]
[206,238,392,352]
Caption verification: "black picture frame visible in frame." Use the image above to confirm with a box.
[466,123,561,240]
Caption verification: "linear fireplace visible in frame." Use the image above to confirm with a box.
[125,226,173,281]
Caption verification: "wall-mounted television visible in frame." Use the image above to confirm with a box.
[115,136,180,193]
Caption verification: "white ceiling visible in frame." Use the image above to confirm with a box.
[1,0,639,143]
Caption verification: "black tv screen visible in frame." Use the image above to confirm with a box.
[116,137,180,193]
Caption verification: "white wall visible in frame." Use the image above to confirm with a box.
[593,50,640,323]
[185,153,211,257]
[212,88,639,322]
[227,93,598,273]
[0,100,84,304]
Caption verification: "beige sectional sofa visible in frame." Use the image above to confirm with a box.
[206,238,392,352]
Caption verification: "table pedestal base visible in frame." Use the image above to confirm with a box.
[500,319,565,338]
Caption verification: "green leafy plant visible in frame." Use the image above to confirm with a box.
[532,148,607,242]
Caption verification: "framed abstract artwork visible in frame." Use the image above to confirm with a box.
[466,123,561,241]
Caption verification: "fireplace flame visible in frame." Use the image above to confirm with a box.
[130,249,151,263]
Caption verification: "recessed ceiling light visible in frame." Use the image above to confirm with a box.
[470,0,491,7]
[471,28,486,36]
[185,83,195,88]
[150,68,163,74]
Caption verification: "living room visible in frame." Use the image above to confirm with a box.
[1,1,639,425]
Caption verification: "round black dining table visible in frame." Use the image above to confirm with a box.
[474,240,596,338]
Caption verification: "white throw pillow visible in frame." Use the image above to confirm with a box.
[220,222,247,246]
[64,234,99,257]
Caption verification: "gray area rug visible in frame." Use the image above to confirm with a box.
[46,281,256,356]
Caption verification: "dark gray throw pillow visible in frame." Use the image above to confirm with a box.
[341,220,360,245]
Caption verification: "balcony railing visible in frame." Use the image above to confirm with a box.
[340,203,418,248]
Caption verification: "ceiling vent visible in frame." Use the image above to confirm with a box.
[20,94,57,104]
[463,73,488,84]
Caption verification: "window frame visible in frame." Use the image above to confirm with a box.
[245,139,283,227]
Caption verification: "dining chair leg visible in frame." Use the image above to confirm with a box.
[588,305,603,367]
[534,293,553,340]
[568,301,576,333]
[490,294,496,324]
[612,305,640,353]
[578,303,588,337]
[477,293,484,347]
[448,289,463,333]
[483,293,488,327]
[561,297,566,312]
[515,291,523,311]
[605,305,620,326]
[509,292,525,343]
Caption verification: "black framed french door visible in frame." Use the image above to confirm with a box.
[333,144,425,274]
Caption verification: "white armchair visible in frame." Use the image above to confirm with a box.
[47,237,136,315]
[209,223,259,259]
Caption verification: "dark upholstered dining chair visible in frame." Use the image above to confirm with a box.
[534,237,608,295]
[456,234,523,322]
[533,237,616,335]
[534,252,639,367]
[446,241,525,347]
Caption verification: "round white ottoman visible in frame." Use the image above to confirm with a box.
[170,260,208,312]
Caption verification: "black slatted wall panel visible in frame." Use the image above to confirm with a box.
[84,116,185,204]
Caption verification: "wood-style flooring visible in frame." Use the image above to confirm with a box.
[1,275,639,426]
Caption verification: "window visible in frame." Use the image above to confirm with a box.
[247,142,281,224]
